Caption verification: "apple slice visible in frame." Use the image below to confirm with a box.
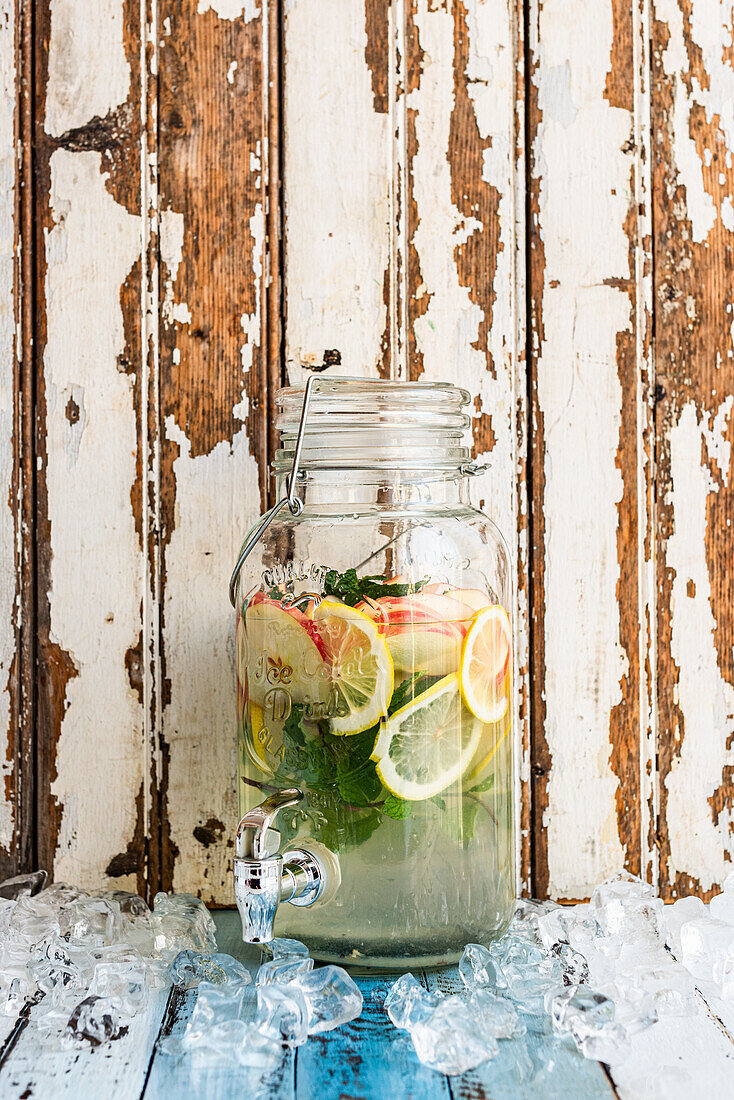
[245,598,330,707]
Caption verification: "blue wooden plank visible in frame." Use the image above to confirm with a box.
[295,969,451,1100]
[424,967,617,1100]
[141,911,294,1100]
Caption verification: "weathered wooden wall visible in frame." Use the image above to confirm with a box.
[0,0,732,903]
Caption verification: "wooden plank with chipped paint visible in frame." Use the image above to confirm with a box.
[33,0,150,891]
[652,0,734,901]
[157,0,273,902]
[527,0,654,900]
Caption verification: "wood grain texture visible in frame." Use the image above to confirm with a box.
[652,0,734,900]
[157,0,272,902]
[527,0,654,900]
[34,0,149,889]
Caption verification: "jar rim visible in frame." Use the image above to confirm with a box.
[274,376,474,473]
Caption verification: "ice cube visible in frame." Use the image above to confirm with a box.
[590,875,663,941]
[551,942,589,986]
[8,894,63,946]
[169,950,250,990]
[709,890,734,926]
[467,988,526,1039]
[458,943,498,991]
[613,986,658,1034]
[66,897,123,946]
[29,941,93,996]
[550,987,615,1042]
[384,973,443,1030]
[679,918,734,991]
[105,890,150,918]
[410,995,497,1076]
[493,937,563,1011]
[63,996,121,1047]
[661,895,705,954]
[196,1019,284,1072]
[256,983,309,1047]
[88,946,149,1016]
[152,892,217,954]
[269,937,310,960]
[291,965,363,1034]
[578,1022,627,1063]
[256,956,313,987]
[185,979,249,1041]
[0,870,47,900]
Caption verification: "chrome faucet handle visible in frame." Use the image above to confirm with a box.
[236,787,303,860]
[233,788,340,944]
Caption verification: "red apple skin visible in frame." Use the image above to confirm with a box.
[248,593,328,659]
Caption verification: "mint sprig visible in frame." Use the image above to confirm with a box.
[322,568,428,607]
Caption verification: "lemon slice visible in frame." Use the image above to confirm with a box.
[460,605,512,723]
[313,598,394,735]
[371,673,482,800]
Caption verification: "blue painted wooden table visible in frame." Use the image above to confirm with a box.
[1,910,733,1099]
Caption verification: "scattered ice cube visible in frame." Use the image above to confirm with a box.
[196,1019,284,1072]
[256,956,313,988]
[410,995,497,1076]
[709,890,734,926]
[0,870,47,900]
[459,943,498,990]
[679,917,734,992]
[63,996,121,1047]
[185,979,250,1042]
[256,982,309,1047]
[106,890,150,918]
[88,946,149,1016]
[384,973,443,1030]
[578,1022,627,1063]
[269,937,310,960]
[467,988,526,1039]
[590,872,662,941]
[151,892,217,955]
[292,965,363,1034]
[67,897,123,946]
[549,986,615,1042]
[551,942,589,986]
[169,950,250,990]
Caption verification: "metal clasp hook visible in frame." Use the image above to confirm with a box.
[229,375,319,607]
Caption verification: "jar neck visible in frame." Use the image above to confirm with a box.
[275,470,470,508]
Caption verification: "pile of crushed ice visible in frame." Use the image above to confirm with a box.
[385,868,734,1075]
[1,867,732,1079]
[0,871,362,1074]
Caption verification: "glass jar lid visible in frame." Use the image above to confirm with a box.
[273,377,473,473]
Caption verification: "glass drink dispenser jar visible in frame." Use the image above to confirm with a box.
[230,377,515,967]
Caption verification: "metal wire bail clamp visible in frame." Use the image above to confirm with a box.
[228,374,318,608]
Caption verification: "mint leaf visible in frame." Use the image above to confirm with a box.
[468,774,495,794]
[321,568,428,607]
[382,794,411,819]
[461,798,480,847]
[388,672,441,715]
[337,768,383,806]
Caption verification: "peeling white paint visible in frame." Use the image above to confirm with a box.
[159,209,185,284]
[46,0,131,137]
[45,149,143,888]
[164,416,259,900]
[227,61,238,84]
[0,0,16,855]
[197,0,260,21]
[283,0,390,376]
[534,0,632,896]
[657,0,733,242]
[665,400,734,891]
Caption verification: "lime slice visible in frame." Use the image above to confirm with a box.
[459,605,512,723]
[312,598,394,735]
[371,673,482,800]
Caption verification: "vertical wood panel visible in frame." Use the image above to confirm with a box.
[158,0,271,902]
[0,0,21,876]
[528,0,653,899]
[283,0,390,378]
[34,0,148,888]
[653,0,734,899]
[402,0,527,888]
